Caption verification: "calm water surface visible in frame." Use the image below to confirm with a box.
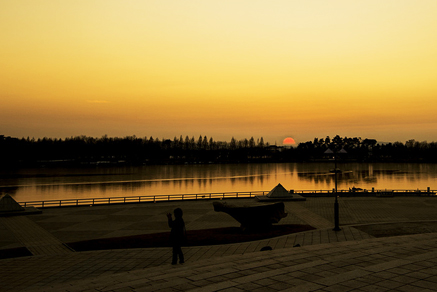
[1,163,437,202]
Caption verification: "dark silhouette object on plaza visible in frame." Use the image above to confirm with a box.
[213,201,287,230]
[67,224,315,253]
[167,208,186,265]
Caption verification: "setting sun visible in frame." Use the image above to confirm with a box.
[283,137,296,146]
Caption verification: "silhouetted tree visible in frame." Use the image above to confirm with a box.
[230,137,237,150]
[202,136,208,150]
[2,133,437,168]
[249,137,255,148]
[196,135,203,150]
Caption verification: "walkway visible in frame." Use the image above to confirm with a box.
[0,225,372,291]
[1,197,437,291]
[25,232,437,292]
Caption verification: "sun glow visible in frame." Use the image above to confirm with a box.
[283,137,296,146]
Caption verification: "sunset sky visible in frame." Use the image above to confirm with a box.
[1,0,437,144]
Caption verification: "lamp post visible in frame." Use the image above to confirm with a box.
[324,148,347,231]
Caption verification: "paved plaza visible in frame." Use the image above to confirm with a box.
[1,196,437,291]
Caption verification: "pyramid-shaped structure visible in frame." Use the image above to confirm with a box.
[257,183,306,201]
[266,183,292,198]
[0,194,25,212]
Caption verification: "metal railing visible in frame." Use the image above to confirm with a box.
[291,188,437,197]
[19,191,267,208]
[18,188,437,208]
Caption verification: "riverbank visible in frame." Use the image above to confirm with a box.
[10,187,435,209]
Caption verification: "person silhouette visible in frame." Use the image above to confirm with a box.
[167,208,186,265]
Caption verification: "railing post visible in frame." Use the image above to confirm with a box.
[42,201,44,208]
[76,199,79,206]
[59,200,62,207]
[108,198,110,204]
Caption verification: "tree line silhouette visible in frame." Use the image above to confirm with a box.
[1,134,437,168]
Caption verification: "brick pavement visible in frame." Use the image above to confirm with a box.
[1,197,437,291]
[20,233,437,292]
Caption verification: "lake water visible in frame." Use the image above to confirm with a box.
[1,163,437,202]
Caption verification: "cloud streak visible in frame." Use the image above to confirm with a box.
[86,100,109,104]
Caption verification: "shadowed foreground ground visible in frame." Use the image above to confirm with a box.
[2,197,437,291]
[68,224,315,251]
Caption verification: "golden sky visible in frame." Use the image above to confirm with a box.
[1,0,437,144]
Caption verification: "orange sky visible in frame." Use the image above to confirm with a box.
[1,0,437,144]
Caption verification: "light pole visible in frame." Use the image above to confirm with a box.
[324,148,347,231]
